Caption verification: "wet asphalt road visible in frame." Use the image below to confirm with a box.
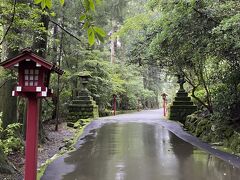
[42,109,240,180]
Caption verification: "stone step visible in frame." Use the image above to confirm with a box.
[169,110,196,116]
[169,108,197,122]
[176,92,188,97]
[69,107,94,112]
[76,96,92,101]
[68,104,94,108]
[78,90,90,96]
[68,111,94,115]
[173,101,193,106]
[169,115,183,121]
[72,100,93,105]
[67,114,94,121]
[175,97,191,101]
[177,89,186,93]
[170,105,197,110]
[68,109,94,114]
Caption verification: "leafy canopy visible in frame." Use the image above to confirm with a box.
[34,0,106,46]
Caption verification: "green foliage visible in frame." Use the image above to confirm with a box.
[85,25,106,46]
[87,28,95,46]
[116,13,151,37]
[1,0,168,127]
[34,0,105,46]
[0,1,47,54]
[60,0,65,6]
[50,45,157,114]
[185,112,240,154]
[34,0,63,9]
[89,0,95,11]
[120,0,240,116]
[0,113,23,155]
[93,26,106,37]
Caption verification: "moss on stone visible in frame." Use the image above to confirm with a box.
[185,113,240,154]
[228,132,240,153]
[195,119,211,137]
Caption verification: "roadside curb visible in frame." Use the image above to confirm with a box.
[160,119,240,169]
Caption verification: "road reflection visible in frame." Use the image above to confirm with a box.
[43,123,240,180]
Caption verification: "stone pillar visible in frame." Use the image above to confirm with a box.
[169,75,197,123]
[67,73,99,124]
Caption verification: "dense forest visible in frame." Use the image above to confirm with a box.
[0,0,240,177]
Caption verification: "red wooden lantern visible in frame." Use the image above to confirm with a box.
[161,93,167,100]
[0,49,63,180]
[161,93,168,117]
[113,94,117,116]
[0,49,63,97]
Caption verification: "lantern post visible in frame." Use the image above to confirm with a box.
[0,49,63,180]
[161,93,168,117]
[25,94,39,180]
[113,94,117,116]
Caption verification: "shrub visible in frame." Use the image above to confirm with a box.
[0,113,23,155]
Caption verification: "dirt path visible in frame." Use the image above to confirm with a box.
[0,122,76,180]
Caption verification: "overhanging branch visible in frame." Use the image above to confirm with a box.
[49,19,82,43]
[0,0,17,45]
[193,8,220,25]
[0,79,9,89]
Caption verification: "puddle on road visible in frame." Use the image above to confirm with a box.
[42,123,240,180]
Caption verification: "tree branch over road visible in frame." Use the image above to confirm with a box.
[49,19,82,43]
[0,0,17,45]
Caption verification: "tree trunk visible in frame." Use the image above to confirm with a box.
[32,14,49,57]
[110,20,117,64]
[51,14,65,131]
[0,0,28,173]
[55,26,64,131]
[183,70,214,114]
[0,40,19,128]
[0,78,17,128]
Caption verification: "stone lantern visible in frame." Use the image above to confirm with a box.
[78,71,91,95]
[67,71,98,124]
[169,74,197,123]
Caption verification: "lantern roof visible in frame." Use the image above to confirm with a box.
[0,48,64,75]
